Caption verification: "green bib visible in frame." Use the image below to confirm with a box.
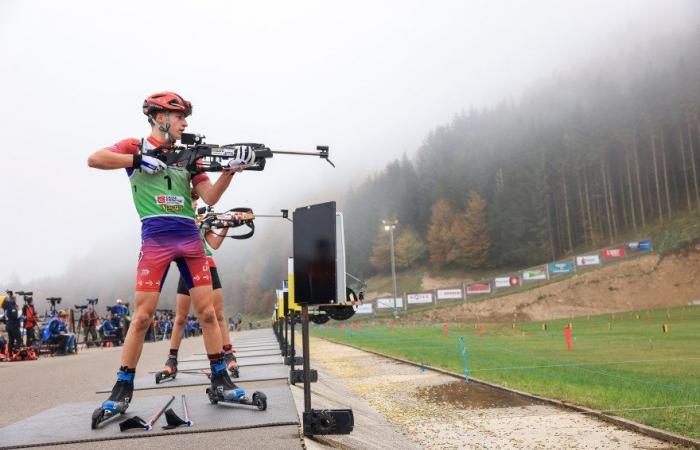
[200,228,213,257]
[129,139,195,221]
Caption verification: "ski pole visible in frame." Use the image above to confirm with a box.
[120,395,174,431]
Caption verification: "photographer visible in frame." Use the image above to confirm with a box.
[44,310,77,355]
[2,291,22,353]
[21,296,38,347]
[80,305,99,346]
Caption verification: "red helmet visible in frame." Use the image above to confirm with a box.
[142,91,192,117]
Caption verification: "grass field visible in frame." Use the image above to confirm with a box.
[312,305,700,439]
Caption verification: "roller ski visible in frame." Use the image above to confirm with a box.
[206,368,266,410]
[224,351,240,378]
[155,355,178,384]
[92,371,134,429]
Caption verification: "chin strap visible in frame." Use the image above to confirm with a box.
[148,111,173,142]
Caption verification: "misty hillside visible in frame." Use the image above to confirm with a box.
[344,30,700,278]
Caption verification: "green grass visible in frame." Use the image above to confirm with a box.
[312,305,700,439]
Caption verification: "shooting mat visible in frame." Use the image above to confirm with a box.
[0,381,298,449]
[98,364,289,393]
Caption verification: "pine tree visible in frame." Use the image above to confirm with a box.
[395,227,427,269]
[427,199,456,268]
[451,192,491,268]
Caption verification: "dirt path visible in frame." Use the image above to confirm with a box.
[307,337,676,449]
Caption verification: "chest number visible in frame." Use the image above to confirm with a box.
[164,175,172,190]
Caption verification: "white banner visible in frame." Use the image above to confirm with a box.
[376,297,404,309]
[437,288,463,300]
[494,277,511,288]
[576,255,601,266]
[407,293,434,304]
[355,304,373,314]
[522,269,547,281]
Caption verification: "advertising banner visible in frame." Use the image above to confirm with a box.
[522,268,547,281]
[576,254,600,266]
[602,247,626,259]
[466,283,492,295]
[407,293,434,305]
[376,297,403,309]
[494,276,520,288]
[628,240,652,251]
[355,304,373,314]
[436,288,463,300]
[549,262,574,274]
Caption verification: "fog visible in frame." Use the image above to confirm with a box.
[1,0,696,299]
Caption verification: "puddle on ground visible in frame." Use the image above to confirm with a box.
[417,380,541,409]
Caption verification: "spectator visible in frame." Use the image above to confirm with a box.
[2,292,22,353]
[81,305,99,346]
[44,310,76,355]
[21,295,39,347]
[101,313,122,345]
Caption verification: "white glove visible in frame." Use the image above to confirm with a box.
[139,155,167,174]
[225,147,256,168]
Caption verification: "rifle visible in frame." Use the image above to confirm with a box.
[143,133,334,173]
[197,207,291,239]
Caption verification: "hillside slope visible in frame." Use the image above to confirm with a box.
[414,248,700,323]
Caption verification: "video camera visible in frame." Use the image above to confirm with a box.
[46,297,62,307]
[16,291,34,303]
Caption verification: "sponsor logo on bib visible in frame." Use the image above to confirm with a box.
[154,195,185,212]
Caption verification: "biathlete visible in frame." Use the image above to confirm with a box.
[87,91,254,427]
[159,193,241,382]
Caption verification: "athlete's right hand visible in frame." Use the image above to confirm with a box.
[138,155,167,174]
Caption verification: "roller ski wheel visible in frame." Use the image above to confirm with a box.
[252,391,267,411]
[206,387,219,405]
[91,379,132,429]
[224,352,240,379]
[155,355,178,384]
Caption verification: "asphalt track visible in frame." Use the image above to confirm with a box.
[0,329,304,449]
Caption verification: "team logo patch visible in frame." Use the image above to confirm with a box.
[140,269,150,276]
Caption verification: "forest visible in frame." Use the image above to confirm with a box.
[344,30,700,277]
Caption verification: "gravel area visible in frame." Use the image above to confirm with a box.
[308,338,678,449]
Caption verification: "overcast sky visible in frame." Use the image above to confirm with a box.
[0,0,697,284]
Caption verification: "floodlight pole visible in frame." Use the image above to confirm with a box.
[383,220,399,318]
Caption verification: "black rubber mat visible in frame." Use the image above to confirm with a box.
[1,381,298,449]
[178,354,285,364]
[97,364,289,393]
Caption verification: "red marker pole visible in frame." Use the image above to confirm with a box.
[389,320,395,333]
[564,326,572,351]
[442,323,449,337]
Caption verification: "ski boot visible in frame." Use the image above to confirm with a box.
[155,355,178,384]
[206,368,266,410]
[224,351,240,378]
[92,371,134,429]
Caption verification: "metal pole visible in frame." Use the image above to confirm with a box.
[302,306,312,412]
[390,226,398,318]
[290,311,296,371]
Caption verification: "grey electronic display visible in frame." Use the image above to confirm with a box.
[293,202,337,305]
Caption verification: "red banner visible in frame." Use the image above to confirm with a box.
[467,283,492,295]
[602,247,626,259]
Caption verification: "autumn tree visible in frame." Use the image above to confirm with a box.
[451,192,491,268]
[395,227,427,269]
[369,232,390,271]
[427,198,456,268]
